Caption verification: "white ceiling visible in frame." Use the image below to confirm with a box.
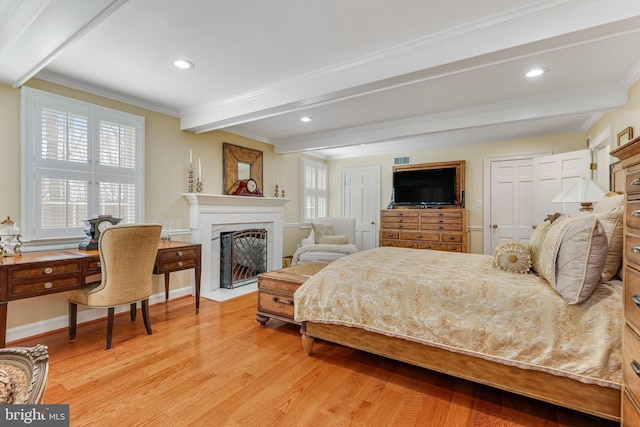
[2,0,640,158]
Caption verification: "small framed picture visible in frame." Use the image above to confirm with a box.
[617,126,633,147]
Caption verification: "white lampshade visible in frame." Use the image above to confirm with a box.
[550,177,605,211]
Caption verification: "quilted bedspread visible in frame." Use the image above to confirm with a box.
[294,247,623,388]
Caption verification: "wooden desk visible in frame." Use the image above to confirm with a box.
[0,241,201,347]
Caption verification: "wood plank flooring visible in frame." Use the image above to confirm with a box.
[13,293,618,426]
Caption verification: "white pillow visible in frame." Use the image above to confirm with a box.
[318,235,348,245]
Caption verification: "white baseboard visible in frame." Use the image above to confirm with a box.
[6,286,195,344]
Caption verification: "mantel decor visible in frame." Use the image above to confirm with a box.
[223,143,264,196]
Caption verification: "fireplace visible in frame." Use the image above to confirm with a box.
[220,228,267,288]
[184,194,289,301]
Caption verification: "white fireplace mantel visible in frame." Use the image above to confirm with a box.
[183,193,290,301]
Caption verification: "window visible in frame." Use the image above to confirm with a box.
[300,158,327,223]
[21,88,145,242]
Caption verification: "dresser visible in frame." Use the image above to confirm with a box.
[611,135,640,426]
[379,209,470,252]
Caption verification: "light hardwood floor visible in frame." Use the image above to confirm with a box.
[13,293,618,427]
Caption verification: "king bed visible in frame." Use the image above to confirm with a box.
[294,200,624,421]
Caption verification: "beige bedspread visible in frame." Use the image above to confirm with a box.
[294,247,623,388]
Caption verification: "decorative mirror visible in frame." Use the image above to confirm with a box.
[223,143,263,195]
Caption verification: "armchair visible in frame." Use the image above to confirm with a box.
[292,217,359,265]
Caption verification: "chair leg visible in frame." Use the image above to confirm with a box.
[106,307,115,350]
[141,299,152,335]
[69,302,78,341]
[130,303,137,321]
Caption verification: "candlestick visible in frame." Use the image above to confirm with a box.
[198,158,202,181]
[189,149,192,164]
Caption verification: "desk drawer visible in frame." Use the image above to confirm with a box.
[257,290,295,319]
[9,274,82,298]
[8,260,82,280]
[157,257,197,273]
[158,247,198,261]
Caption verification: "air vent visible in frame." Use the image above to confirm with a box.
[393,156,410,165]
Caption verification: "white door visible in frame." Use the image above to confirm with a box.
[342,166,380,251]
[488,158,536,252]
[532,149,591,220]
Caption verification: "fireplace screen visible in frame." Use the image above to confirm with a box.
[220,229,267,288]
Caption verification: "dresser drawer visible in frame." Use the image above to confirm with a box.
[420,223,463,232]
[420,242,462,252]
[628,201,640,231]
[419,210,463,219]
[626,235,640,268]
[380,240,406,248]
[400,231,439,241]
[158,257,197,272]
[623,326,640,403]
[257,290,295,319]
[627,169,640,197]
[381,210,419,218]
[381,218,419,227]
[9,274,82,298]
[623,389,640,427]
[379,230,400,239]
[157,247,198,261]
[625,266,640,331]
[440,233,463,243]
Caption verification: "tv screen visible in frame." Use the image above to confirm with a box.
[393,167,457,206]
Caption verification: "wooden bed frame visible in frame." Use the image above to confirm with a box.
[301,322,620,421]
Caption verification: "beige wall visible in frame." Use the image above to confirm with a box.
[588,79,640,147]
[327,134,587,254]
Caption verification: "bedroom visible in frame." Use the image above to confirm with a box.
[1,1,640,425]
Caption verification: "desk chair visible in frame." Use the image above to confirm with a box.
[68,224,162,350]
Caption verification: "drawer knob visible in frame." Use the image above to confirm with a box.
[632,360,640,377]
[423,245,431,249]
[177,261,184,267]
[633,246,640,254]
[632,294,640,308]
[632,178,640,186]
[177,251,183,256]
[408,244,414,248]
[387,233,394,237]
[633,210,640,217]
[44,267,53,275]
[97,262,101,268]
[44,282,53,289]
[273,296,294,305]
[416,235,422,238]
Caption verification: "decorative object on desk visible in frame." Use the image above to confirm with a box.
[550,176,605,212]
[223,143,263,196]
[78,215,122,250]
[617,126,633,147]
[0,217,22,256]
[231,178,263,196]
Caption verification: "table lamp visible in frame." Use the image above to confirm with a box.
[550,177,605,212]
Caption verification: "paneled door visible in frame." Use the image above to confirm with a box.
[342,166,380,251]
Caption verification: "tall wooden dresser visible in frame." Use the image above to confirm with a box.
[379,208,470,252]
[611,135,640,426]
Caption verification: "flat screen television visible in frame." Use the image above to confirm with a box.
[392,161,464,208]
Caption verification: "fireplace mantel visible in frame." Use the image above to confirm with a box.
[183,193,290,301]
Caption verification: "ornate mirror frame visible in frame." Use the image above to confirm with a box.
[223,143,264,194]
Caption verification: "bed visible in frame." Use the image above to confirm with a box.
[294,202,624,421]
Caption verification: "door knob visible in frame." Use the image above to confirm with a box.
[371,221,375,224]
[492,224,498,229]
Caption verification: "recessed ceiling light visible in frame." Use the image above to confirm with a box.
[526,67,546,78]
[300,116,312,122]
[173,58,195,70]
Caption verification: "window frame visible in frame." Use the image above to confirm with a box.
[300,157,328,224]
[20,87,145,244]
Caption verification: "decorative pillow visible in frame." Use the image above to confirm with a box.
[528,214,563,274]
[318,234,348,245]
[537,215,608,304]
[493,241,531,273]
[590,205,623,282]
[311,223,334,244]
[593,191,623,213]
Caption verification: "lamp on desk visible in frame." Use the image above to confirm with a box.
[550,177,605,213]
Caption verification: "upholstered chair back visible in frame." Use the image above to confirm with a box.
[83,224,161,307]
[311,217,356,244]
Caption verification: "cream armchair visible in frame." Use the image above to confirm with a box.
[292,217,359,265]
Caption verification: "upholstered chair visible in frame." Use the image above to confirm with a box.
[292,217,359,265]
[68,224,162,350]
[0,344,49,404]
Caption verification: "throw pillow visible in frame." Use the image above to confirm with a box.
[311,223,334,244]
[528,214,563,273]
[590,205,623,282]
[493,241,531,273]
[537,215,608,304]
[318,235,348,245]
[593,191,623,213]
